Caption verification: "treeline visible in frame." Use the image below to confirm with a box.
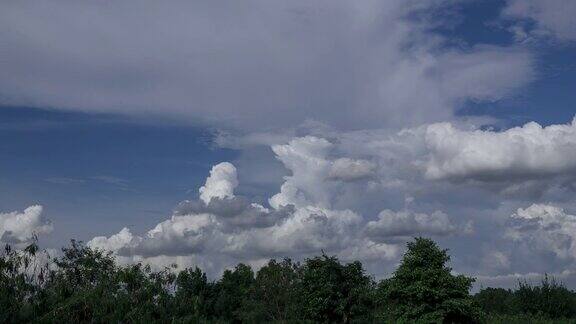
[1,238,576,323]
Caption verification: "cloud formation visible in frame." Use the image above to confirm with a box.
[1,0,574,290]
[0,205,52,245]
[471,202,576,288]
[328,158,377,182]
[83,117,576,284]
[0,0,533,130]
[507,204,576,260]
[365,210,458,243]
[236,118,576,277]
[199,162,238,204]
[503,0,576,41]
[89,149,457,277]
[422,119,576,181]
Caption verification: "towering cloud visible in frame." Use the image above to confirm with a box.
[87,117,576,279]
[88,134,469,276]
[199,162,239,204]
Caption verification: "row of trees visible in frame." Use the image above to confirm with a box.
[1,237,575,323]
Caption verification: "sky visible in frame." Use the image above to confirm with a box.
[1,0,576,289]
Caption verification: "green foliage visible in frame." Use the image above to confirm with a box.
[34,240,178,323]
[474,287,515,315]
[240,258,300,322]
[296,255,376,323]
[3,237,576,323]
[482,313,576,324]
[0,241,48,323]
[379,237,481,323]
[175,266,215,320]
[214,263,255,322]
[515,276,576,319]
[476,276,576,322]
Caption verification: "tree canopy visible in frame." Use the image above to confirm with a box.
[2,237,576,323]
[380,237,481,323]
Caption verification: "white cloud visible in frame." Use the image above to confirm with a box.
[0,205,52,245]
[503,0,576,41]
[330,118,576,187]
[365,209,457,243]
[423,119,576,181]
[506,204,576,260]
[199,162,238,204]
[0,0,533,130]
[262,120,576,278]
[481,250,511,272]
[89,117,576,280]
[89,227,135,252]
[2,0,573,286]
[88,152,441,275]
[269,136,334,209]
[328,158,376,182]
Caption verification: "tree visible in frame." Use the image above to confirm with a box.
[36,240,177,323]
[175,267,215,320]
[297,254,376,323]
[240,258,300,322]
[514,275,576,319]
[0,241,48,323]
[474,287,514,315]
[214,263,255,322]
[380,237,481,323]
[7,237,576,323]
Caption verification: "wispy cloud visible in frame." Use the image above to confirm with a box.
[44,177,86,185]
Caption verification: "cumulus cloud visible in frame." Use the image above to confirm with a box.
[199,162,238,204]
[0,0,533,130]
[0,205,52,245]
[365,210,457,243]
[86,117,576,280]
[503,0,576,41]
[327,118,576,195]
[89,141,449,275]
[175,197,294,231]
[422,118,576,181]
[468,203,576,288]
[328,158,377,182]
[506,204,576,260]
[258,119,576,279]
[89,227,135,252]
[269,136,334,209]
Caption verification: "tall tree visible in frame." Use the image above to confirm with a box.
[380,237,481,323]
[175,267,215,320]
[214,263,255,322]
[297,254,375,323]
[240,258,300,322]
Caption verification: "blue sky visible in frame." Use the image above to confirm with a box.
[0,107,239,246]
[1,0,576,287]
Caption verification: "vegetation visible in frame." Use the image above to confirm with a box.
[378,238,481,323]
[1,237,575,323]
[475,276,576,323]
